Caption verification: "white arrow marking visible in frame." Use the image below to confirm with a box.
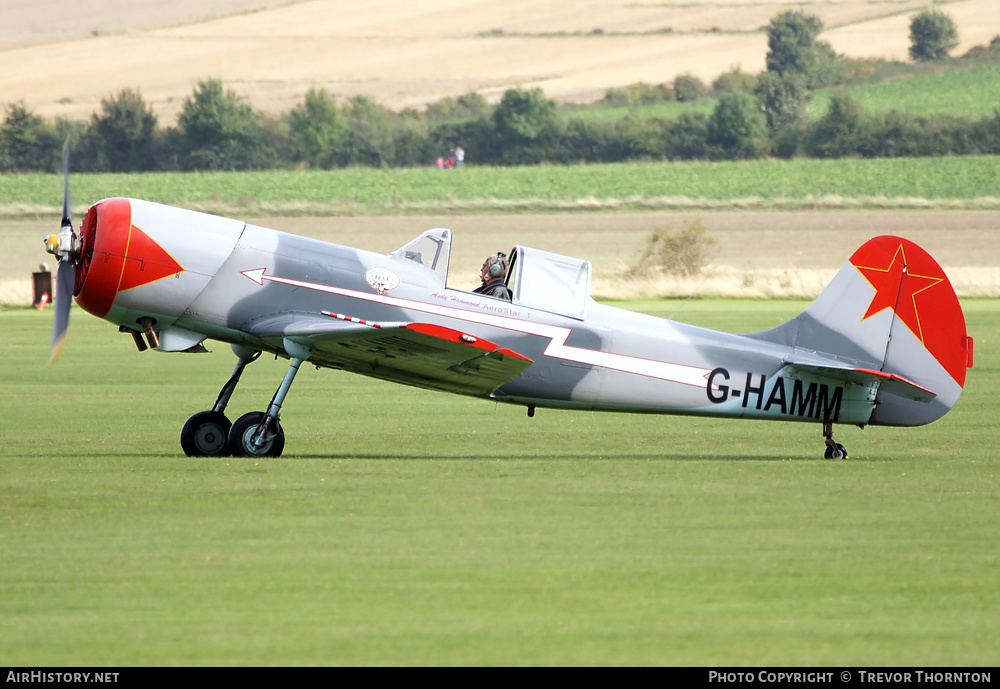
[242,267,712,388]
[241,268,267,285]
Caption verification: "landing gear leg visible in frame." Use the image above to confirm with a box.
[822,421,848,461]
[180,346,261,457]
[228,339,312,458]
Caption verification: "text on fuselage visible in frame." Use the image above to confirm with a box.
[707,368,843,422]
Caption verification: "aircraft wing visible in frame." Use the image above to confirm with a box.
[781,359,936,403]
[247,312,533,396]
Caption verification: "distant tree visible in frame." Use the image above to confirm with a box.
[962,34,1000,59]
[909,9,959,62]
[767,11,820,74]
[288,87,346,168]
[712,67,758,95]
[491,87,562,164]
[431,117,497,164]
[557,117,624,163]
[178,79,262,170]
[754,72,810,134]
[664,112,710,160]
[621,113,670,159]
[673,73,707,102]
[336,95,394,167]
[766,10,840,88]
[603,83,674,107]
[84,88,158,171]
[391,110,436,167]
[970,108,1000,154]
[806,90,867,158]
[253,112,292,170]
[0,101,56,171]
[707,92,769,160]
[426,92,491,122]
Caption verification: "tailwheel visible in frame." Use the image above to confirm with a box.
[229,411,285,458]
[180,410,232,457]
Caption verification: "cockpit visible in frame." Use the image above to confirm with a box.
[391,228,593,320]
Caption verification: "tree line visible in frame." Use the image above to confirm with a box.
[2,8,998,173]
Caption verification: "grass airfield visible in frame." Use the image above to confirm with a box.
[1,300,996,666]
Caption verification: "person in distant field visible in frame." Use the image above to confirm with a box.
[436,156,445,169]
[453,145,465,168]
[472,252,511,301]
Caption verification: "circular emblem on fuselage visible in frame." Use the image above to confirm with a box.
[365,267,400,295]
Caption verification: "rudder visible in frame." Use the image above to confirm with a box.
[751,236,972,427]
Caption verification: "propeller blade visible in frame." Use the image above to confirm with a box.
[49,136,76,363]
[50,259,74,363]
[61,136,72,229]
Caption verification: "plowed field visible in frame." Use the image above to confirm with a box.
[3,1,998,121]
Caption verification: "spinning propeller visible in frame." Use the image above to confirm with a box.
[44,138,81,362]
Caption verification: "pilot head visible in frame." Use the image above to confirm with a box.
[480,252,508,284]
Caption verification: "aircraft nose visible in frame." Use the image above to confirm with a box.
[74,198,184,318]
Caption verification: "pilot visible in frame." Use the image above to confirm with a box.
[473,252,511,301]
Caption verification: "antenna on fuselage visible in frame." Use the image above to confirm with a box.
[666,268,714,321]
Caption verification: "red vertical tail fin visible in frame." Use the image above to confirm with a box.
[751,236,971,427]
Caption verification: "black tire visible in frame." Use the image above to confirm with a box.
[228,411,285,458]
[180,411,232,457]
[824,443,848,461]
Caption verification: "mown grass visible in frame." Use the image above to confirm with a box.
[2,156,999,218]
[0,300,996,666]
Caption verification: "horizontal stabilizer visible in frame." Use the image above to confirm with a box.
[782,361,936,403]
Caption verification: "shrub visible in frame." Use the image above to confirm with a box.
[621,113,671,160]
[635,217,717,277]
[806,90,867,158]
[426,92,491,122]
[712,67,758,95]
[558,118,625,163]
[664,112,710,160]
[707,92,769,160]
[674,73,708,102]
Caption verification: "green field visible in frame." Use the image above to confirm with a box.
[1,300,996,666]
[569,61,1000,123]
[2,156,999,218]
[811,62,1000,121]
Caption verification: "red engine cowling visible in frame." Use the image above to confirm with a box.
[74,198,184,319]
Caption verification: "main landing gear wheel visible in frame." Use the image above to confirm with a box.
[228,411,285,458]
[821,421,848,460]
[180,411,232,457]
[824,443,848,461]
